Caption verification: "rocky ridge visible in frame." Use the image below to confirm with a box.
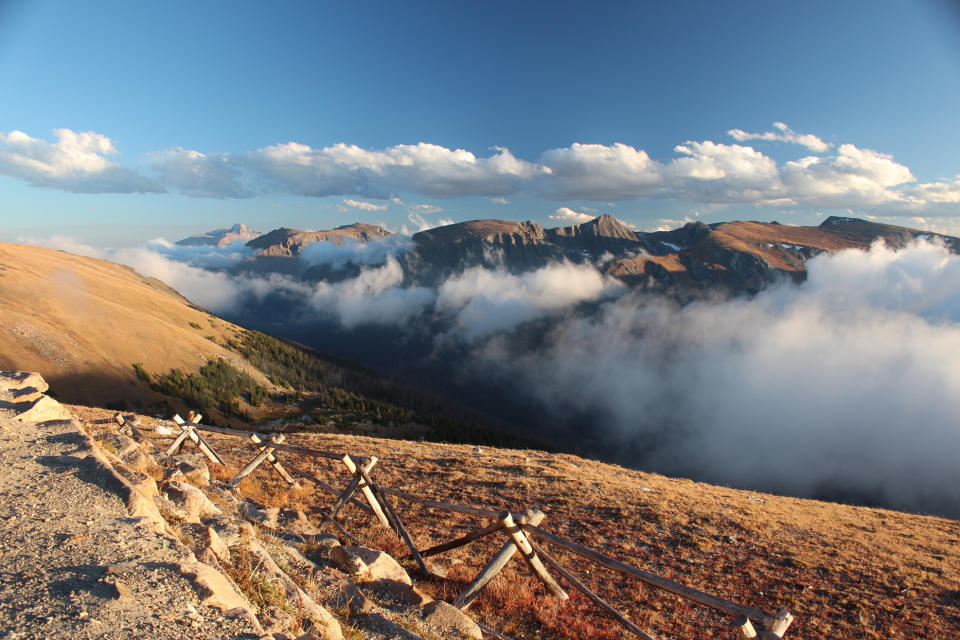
[225,215,960,296]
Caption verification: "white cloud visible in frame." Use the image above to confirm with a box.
[778,144,915,207]
[343,198,388,211]
[409,203,443,214]
[474,239,960,516]
[309,256,434,328]
[550,207,595,223]
[436,261,623,339]
[728,121,831,152]
[5,125,960,215]
[0,128,161,193]
[247,141,544,198]
[537,142,662,200]
[152,147,249,198]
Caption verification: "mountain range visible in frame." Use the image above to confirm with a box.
[200,215,959,296]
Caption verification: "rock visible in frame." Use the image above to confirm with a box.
[244,538,344,640]
[336,580,375,616]
[0,371,48,400]
[171,456,211,486]
[294,634,323,640]
[421,601,482,639]
[121,448,158,474]
[346,546,412,585]
[109,579,133,600]
[178,560,254,615]
[203,526,232,565]
[101,432,139,458]
[209,517,246,547]
[166,480,222,524]
[278,508,321,537]
[260,605,294,635]
[329,545,367,576]
[375,579,432,606]
[16,395,72,423]
[241,500,280,529]
[155,424,176,437]
[197,546,223,568]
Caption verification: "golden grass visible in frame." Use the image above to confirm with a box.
[71,404,960,639]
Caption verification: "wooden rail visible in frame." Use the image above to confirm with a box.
[152,413,795,640]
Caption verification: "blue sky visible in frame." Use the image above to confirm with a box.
[2,0,960,245]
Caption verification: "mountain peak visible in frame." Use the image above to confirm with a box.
[175,223,261,247]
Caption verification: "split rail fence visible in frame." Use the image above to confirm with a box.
[155,411,794,640]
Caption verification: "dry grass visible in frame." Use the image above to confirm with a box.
[71,405,960,639]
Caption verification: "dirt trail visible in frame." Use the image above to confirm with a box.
[0,376,258,640]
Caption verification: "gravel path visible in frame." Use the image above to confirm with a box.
[0,400,259,638]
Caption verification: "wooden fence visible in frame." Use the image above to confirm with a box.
[159,411,794,640]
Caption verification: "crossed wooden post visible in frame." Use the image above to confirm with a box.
[229,432,300,488]
[168,413,224,465]
[454,508,567,610]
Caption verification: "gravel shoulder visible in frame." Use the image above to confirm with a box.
[0,377,259,640]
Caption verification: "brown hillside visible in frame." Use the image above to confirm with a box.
[246,223,393,257]
[67,404,960,640]
[0,242,265,405]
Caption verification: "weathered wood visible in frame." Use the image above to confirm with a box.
[114,413,125,427]
[229,433,287,487]
[529,537,656,640]
[770,610,794,637]
[250,433,298,486]
[313,507,361,545]
[190,422,370,464]
[329,473,365,520]
[329,458,378,519]
[475,620,517,640]
[520,523,778,628]
[170,414,223,465]
[420,521,506,558]
[380,486,504,519]
[357,467,431,577]
[165,424,193,456]
[342,455,390,528]
[734,616,758,639]
[501,510,567,600]
[454,510,547,611]
[286,463,375,515]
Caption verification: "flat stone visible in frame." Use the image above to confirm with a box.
[166,480,222,524]
[240,500,280,529]
[346,546,412,585]
[421,601,482,639]
[178,560,253,614]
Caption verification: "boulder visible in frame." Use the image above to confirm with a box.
[203,526,232,565]
[278,508,321,537]
[16,395,72,423]
[336,580,375,616]
[166,480,222,524]
[171,455,211,486]
[177,560,256,615]
[330,546,411,586]
[240,500,281,529]
[421,601,482,639]
[101,432,139,458]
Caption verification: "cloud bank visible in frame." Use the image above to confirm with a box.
[5,125,960,214]
[472,240,960,516]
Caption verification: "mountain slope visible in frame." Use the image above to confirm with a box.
[0,242,261,406]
